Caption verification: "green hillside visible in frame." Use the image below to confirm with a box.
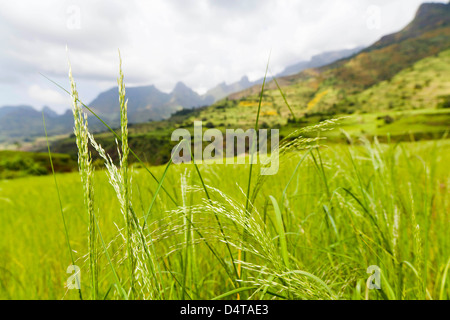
[16,2,450,174]
[356,50,450,112]
[141,49,450,138]
[2,3,450,302]
[48,47,450,168]
[228,3,450,113]
[0,150,76,179]
[2,139,450,299]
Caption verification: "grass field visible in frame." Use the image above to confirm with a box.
[45,49,450,168]
[0,1,449,302]
[1,48,449,300]
[0,138,449,299]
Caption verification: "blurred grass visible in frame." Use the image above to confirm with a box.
[0,138,448,299]
[0,150,76,179]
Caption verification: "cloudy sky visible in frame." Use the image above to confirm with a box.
[0,0,444,113]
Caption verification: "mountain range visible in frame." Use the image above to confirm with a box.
[88,81,215,126]
[227,2,450,108]
[0,45,364,143]
[44,2,450,166]
[1,2,449,145]
[0,106,74,142]
[203,46,363,101]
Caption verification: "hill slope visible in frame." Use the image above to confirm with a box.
[0,46,363,144]
[169,49,450,130]
[204,46,363,101]
[0,82,214,143]
[49,47,450,167]
[276,47,363,77]
[3,2,449,153]
[229,2,450,110]
[47,3,450,165]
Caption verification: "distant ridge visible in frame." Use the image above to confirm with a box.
[204,46,363,101]
[2,2,448,144]
[86,82,214,128]
[0,46,366,143]
[228,2,450,100]
[276,47,364,77]
[0,105,73,141]
[370,2,450,50]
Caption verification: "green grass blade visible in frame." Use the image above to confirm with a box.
[239,54,271,289]
[401,261,433,300]
[43,112,83,300]
[142,140,184,224]
[40,73,179,207]
[281,270,334,298]
[323,204,340,241]
[212,286,256,300]
[281,148,313,204]
[93,211,128,300]
[269,196,290,269]
[186,142,239,281]
[439,256,450,300]
[245,54,270,213]
[270,73,296,121]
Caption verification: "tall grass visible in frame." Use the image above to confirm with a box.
[68,60,96,299]
[1,140,449,299]
[3,57,446,300]
[42,112,82,300]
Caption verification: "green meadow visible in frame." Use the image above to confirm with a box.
[0,54,448,300]
[0,51,449,300]
[1,1,450,303]
[1,137,449,299]
[47,49,450,167]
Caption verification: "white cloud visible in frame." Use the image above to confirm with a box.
[0,0,446,112]
[27,84,70,112]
